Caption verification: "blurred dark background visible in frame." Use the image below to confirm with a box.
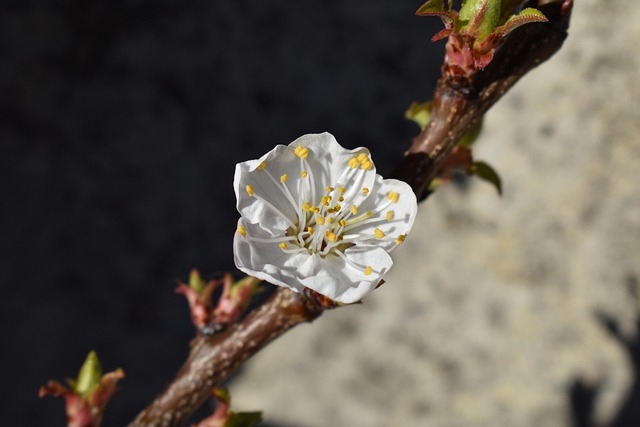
[0,1,442,424]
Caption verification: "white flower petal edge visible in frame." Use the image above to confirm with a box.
[233,132,417,304]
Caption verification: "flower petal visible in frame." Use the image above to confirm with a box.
[343,175,417,252]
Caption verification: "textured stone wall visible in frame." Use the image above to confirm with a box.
[231,1,640,426]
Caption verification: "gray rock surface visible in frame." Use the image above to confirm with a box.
[231,1,640,426]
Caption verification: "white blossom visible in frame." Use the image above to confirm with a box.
[233,132,417,304]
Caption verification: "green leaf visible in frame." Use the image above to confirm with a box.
[189,269,206,293]
[458,119,483,147]
[225,412,263,427]
[470,161,502,195]
[75,351,102,399]
[213,387,231,404]
[498,8,548,37]
[416,0,446,16]
[459,0,501,39]
[405,101,432,129]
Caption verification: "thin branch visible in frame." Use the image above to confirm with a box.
[130,1,572,425]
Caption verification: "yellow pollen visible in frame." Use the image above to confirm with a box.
[316,216,326,225]
[300,171,308,179]
[326,232,337,242]
[321,196,329,206]
[338,196,344,202]
[257,161,267,170]
[279,242,287,250]
[237,225,247,237]
[307,226,314,234]
[246,185,255,197]
[327,217,334,223]
[366,210,373,217]
[339,186,346,193]
[362,188,369,195]
[327,208,335,214]
[374,228,385,239]
[348,157,360,169]
[361,160,373,170]
[338,219,346,227]
[302,202,312,212]
[326,186,334,192]
[387,192,399,203]
[364,266,373,276]
[386,211,394,221]
[396,234,406,244]
[294,145,309,159]
[280,174,288,183]
[312,206,320,214]
[357,153,368,162]
[351,204,358,215]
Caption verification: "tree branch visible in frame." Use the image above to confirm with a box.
[130,1,572,425]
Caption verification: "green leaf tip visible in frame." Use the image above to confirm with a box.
[471,161,502,195]
[225,412,263,427]
[189,269,206,293]
[499,7,548,37]
[75,350,102,398]
[405,101,433,129]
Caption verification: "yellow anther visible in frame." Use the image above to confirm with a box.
[351,204,358,215]
[294,145,309,159]
[316,216,326,225]
[361,160,373,170]
[327,208,335,214]
[257,161,267,170]
[362,188,369,195]
[364,266,373,276]
[387,191,399,203]
[237,225,247,237]
[333,204,341,212]
[365,211,373,217]
[301,171,308,179]
[374,228,385,239]
[246,185,255,197]
[338,196,344,202]
[348,157,360,169]
[307,226,314,234]
[279,242,287,250]
[357,153,368,162]
[312,206,320,214]
[339,186,346,193]
[327,217,334,223]
[338,219,346,227]
[321,196,329,206]
[386,211,394,221]
[302,202,312,212]
[280,174,288,183]
[396,234,406,244]
[326,186,334,192]
[326,232,337,243]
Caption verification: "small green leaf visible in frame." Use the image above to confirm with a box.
[189,269,206,293]
[428,178,442,192]
[225,412,263,427]
[213,387,231,405]
[458,120,483,148]
[470,161,502,195]
[416,0,446,16]
[499,8,548,37]
[459,0,501,39]
[405,101,433,129]
[75,351,102,399]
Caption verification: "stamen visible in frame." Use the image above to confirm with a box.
[301,171,308,179]
[257,161,267,170]
[338,219,346,227]
[326,186,334,192]
[357,153,368,162]
[302,202,312,212]
[338,196,344,202]
[364,266,373,276]
[387,191,399,203]
[307,226,314,234]
[326,232,337,242]
[351,204,358,215]
[316,216,326,226]
[348,157,360,169]
[279,242,287,250]
[374,228,386,239]
[294,146,309,160]
[246,185,255,197]
[339,186,346,193]
[361,160,373,170]
[280,174,288,183]
[386,211,394,221]
[362,188,369,195]
[237,225,247,237]
[327,217,334,223]
[396,234,406,245]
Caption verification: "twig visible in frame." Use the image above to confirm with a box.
[130,1,571,425]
